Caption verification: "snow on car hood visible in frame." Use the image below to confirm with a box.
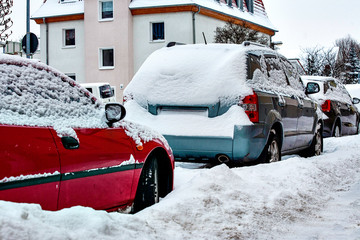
[124,44,253,107]
[124,100,252,137]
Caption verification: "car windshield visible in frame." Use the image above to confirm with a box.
[99,84,114,99]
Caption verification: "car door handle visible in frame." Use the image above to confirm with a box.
[61,136,79,150]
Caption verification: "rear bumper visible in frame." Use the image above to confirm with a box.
[164,124,268,163]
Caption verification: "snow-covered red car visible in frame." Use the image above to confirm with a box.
[0,55,174,213]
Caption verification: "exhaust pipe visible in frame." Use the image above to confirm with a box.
[217,154,230,163]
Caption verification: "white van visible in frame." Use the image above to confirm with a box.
[80,83,116,103]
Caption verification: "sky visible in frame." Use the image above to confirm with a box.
[6,0,360,59]
[262,0,360,59]
[7,0,43,42]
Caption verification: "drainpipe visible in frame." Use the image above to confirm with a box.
[192,6,200,44]
[43,18,49,65]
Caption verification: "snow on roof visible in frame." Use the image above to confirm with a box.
[129,0,277,32]
[32,0,84,19]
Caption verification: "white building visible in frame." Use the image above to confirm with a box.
[32,0,276,101]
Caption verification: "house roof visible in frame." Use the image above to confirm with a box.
[31,0,84,20]
[129,0,277,34]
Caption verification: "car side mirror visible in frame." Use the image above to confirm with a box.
[352,97,360,104]
[105,103,126,126]
[305,82,320,94]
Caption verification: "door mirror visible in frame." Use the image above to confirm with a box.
[352,97,360,104]
[305,82,320,94]
[105,103,126,126]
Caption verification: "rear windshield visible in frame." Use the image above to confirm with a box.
[99,84,114,99]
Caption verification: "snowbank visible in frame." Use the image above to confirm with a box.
[1,135,359,239]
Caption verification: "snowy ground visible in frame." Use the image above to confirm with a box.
[1,135,360,240]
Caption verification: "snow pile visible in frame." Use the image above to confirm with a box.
[125,44,253,107]
[0,135,359,239]
[124,100,252,137]
[301,76,353,105]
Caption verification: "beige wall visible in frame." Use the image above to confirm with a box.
[84,0,133,102]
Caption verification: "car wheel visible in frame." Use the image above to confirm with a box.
[258,130,281,163]
[333,124,341,137]
[357,121,360,134]
[303,126,323,157]
[132,155,159,213]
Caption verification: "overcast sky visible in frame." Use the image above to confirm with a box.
[8,0,360,59]
[262,0,360,58]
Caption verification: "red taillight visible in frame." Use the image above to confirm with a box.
[321,100,331,112]
[240,92,259,123]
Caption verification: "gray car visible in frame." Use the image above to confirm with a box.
[124,42,323,165]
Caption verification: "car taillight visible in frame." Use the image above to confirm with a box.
[240,92,259,123]
[322,100,331,112]
[123,94,133,103]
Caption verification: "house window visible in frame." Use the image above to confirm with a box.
[99,48,114,69]
[99,0,113,20]
[63,29,75,47]
[151,22,165,41]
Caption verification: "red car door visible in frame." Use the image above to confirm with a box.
[0,125,61,210]
[50,127,136,211]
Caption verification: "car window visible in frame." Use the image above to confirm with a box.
[279,57,304,91]
[0,62,102,128]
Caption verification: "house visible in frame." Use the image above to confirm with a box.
[32,0,276,101]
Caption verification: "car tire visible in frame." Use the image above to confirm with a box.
[301,126,322,157]
[259,129,281,163]
[333,123,341,137]
[132,155,159,213]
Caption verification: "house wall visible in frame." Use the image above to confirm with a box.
[84,0,133,102]
[133,12,270,73]
[40,20,85,83]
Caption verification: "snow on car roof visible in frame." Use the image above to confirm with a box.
[301,75,353,104]
[125,43,254,107]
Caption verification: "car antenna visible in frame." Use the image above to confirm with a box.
[202,32,207,45]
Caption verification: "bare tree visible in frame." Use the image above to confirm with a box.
[214,21,268,45]
[0,0,13,43]
[301,46,324,76]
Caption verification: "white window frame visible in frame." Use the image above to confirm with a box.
[98,0,114,22]
[99,47,115,70]
[65,73,76,81]
[150,22,165,42]
[62,28,76,48]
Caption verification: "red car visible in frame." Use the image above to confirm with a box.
[0,55,174,213]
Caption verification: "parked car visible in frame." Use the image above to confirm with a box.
[302,76,360,137]
[124,42,323,165]
[0,55,174,213]
[80,82,116,103]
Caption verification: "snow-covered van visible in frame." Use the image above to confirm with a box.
[80,83,116,103]
[124,42,323,165]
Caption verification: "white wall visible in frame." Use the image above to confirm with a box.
[40,20,85,83]
[133,12,193,72]
[133,12,270,73]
